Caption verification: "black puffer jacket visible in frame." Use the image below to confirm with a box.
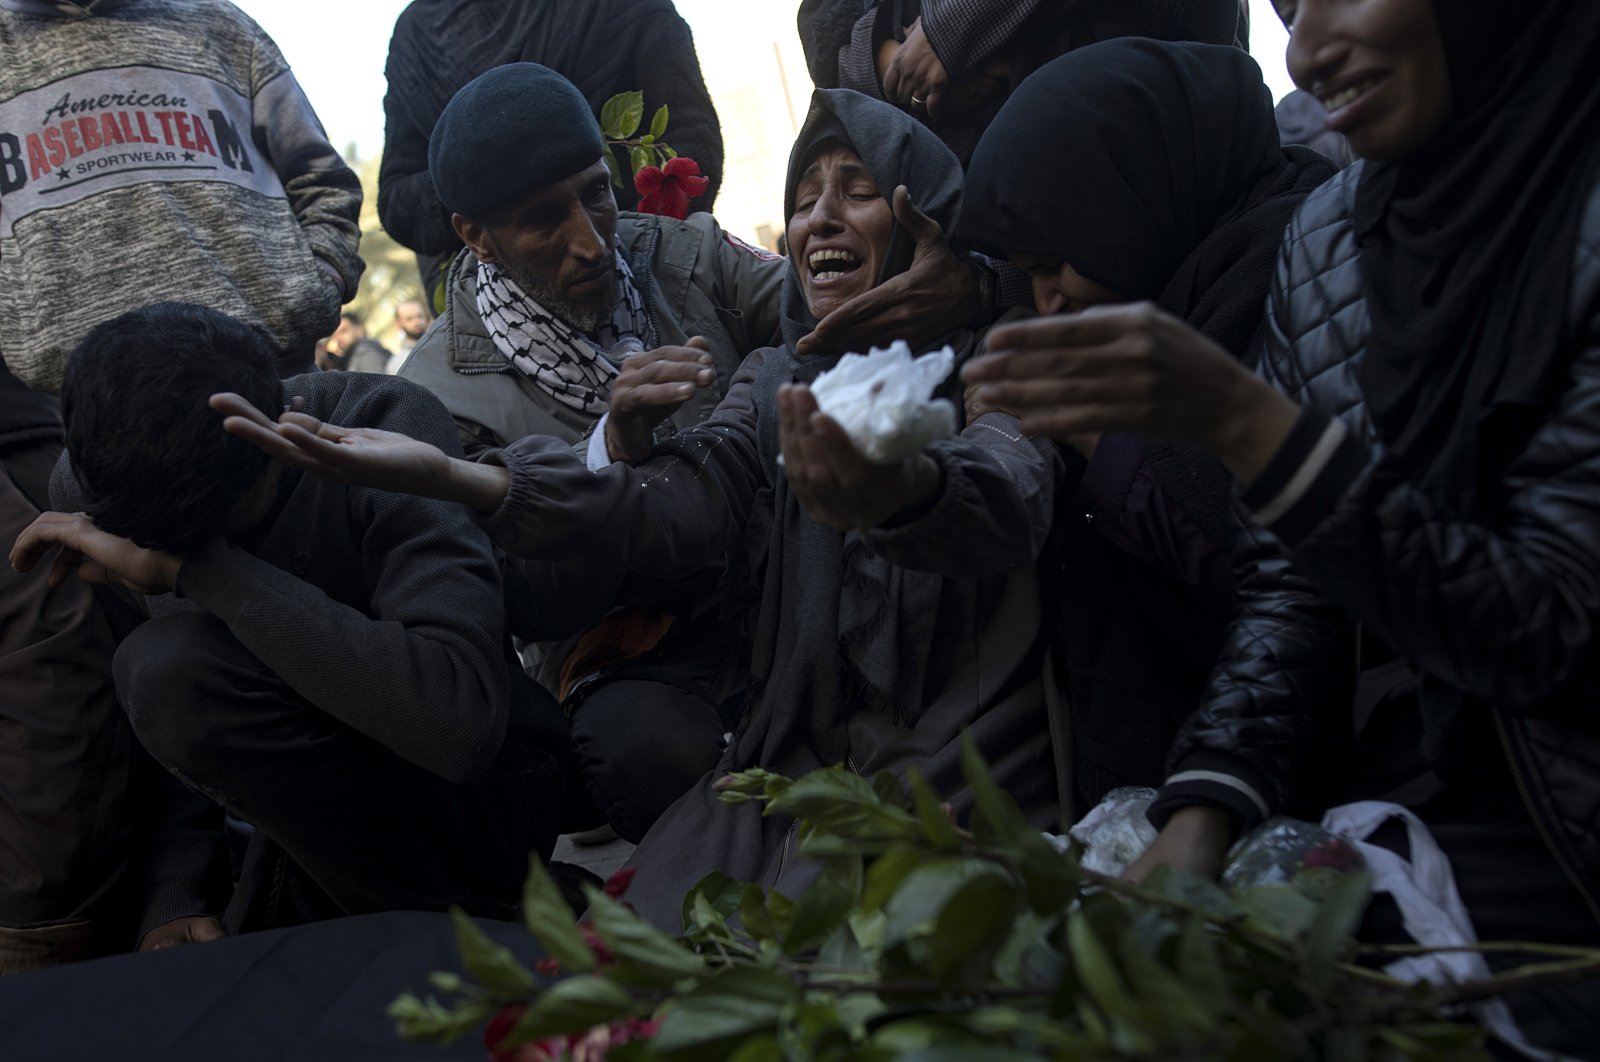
[1150,162,1600,922]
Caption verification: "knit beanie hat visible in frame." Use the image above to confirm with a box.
[428,63,605,218]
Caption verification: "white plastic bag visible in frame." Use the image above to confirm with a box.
[808,340,958,464]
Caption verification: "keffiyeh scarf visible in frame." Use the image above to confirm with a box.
[476,251,654,416]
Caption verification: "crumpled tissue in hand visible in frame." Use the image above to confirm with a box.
[809,340,958,464]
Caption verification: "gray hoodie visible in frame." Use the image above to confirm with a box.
[0,0,364,391]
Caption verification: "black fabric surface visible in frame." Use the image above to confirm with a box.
[956,38,1284,300]
[0,911,536,1061]
[378,0,723,258]
[1354,1,1600,514]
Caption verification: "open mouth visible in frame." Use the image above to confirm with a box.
[808,248,864,282]
[1317,75,1383,114]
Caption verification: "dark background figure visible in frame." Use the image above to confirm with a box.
[317,312,393,374]
[392,297,434,371]
[378,0,725,304]
[1275,88,1352,167]
[0,363,132,973]
[798,0,1246,162]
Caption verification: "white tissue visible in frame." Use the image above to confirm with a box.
[808,340,958,464]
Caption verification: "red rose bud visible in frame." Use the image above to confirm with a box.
[602,867,637,898]
[580,924,613,965]
[1302,837,1363,873]
[633,156,709,221]
[483,1004,526,1059]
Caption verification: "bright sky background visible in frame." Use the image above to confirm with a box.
[233,0,1298,164]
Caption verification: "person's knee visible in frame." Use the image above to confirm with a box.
[113,612,228,776]
[570,679,723,837]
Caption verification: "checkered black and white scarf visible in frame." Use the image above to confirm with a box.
[475,251,653,416]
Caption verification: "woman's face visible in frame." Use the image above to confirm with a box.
[1276,0,1450,161]
[1010,254,1125,315]
[788,145,894,320]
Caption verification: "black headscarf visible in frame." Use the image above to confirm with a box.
[1354,1,1600,513]
[957,39,1286,304]
[778,88,967,352]
[958,39,1333,542]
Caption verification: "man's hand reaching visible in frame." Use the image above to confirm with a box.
[211,393,510,513]
[604,337,716,463]
[10,511,182,594]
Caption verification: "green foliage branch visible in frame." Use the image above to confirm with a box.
[599,91,679,189]
[391,739,1600,1060]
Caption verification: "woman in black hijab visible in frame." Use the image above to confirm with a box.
[953,39,1335,814]
[225,89,1063,930]
[965,1,1600,1049]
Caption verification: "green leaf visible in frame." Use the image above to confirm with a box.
[725,1034,784,1062]
[660,144,679,160]
[505,975,635,1043]
[739,883,781,943]
[862,846,924,913]
[1065,907,1148,1048]
[600,91,645,139]
[764,766,918,841]
[650,103,670,140]
[630,145,654,179]
[388,992,496,1044]
[523,856,596,973]
[1142,864,1241,922]
[585,887,705,985]
[882,858,1011,960]
[871,770,913,811]
[652,968,797,1054]
[926,867,1017,980]
[909,771,962,850]
[1236,885,1320,942]
[784,856,862,954]
[1306,870,1371,980]
[682,870,742,935]
[450,907,537,996]
[959,735,1035,848]
[604,145,624,188]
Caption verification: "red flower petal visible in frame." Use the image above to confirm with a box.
[483,1005,526,1056]
[633,164,664,196]
[602,867,637,898]
[663,156,701,178]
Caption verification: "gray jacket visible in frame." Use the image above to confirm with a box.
[398,211,786,459]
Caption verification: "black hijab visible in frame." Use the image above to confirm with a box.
[957,39,1287,305]
[1354,1,1600,513]
[778,88,967,353]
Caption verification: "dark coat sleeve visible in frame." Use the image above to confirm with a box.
[377,12,460,258]
[478,349,769,576]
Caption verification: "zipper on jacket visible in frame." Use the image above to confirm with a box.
[1490,707,1600,927]
[638,221,663,345]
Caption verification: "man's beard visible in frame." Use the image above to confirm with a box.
[502,260,616,335]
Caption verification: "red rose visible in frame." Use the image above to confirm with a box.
[1302,837,1363,873]
[601,867,636,899]
[633,157,709,220]
[483,1005,526,1059]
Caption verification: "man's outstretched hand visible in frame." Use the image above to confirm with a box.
[795,186,980,359]
[211,393,509,513]
[10,511,182,594]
